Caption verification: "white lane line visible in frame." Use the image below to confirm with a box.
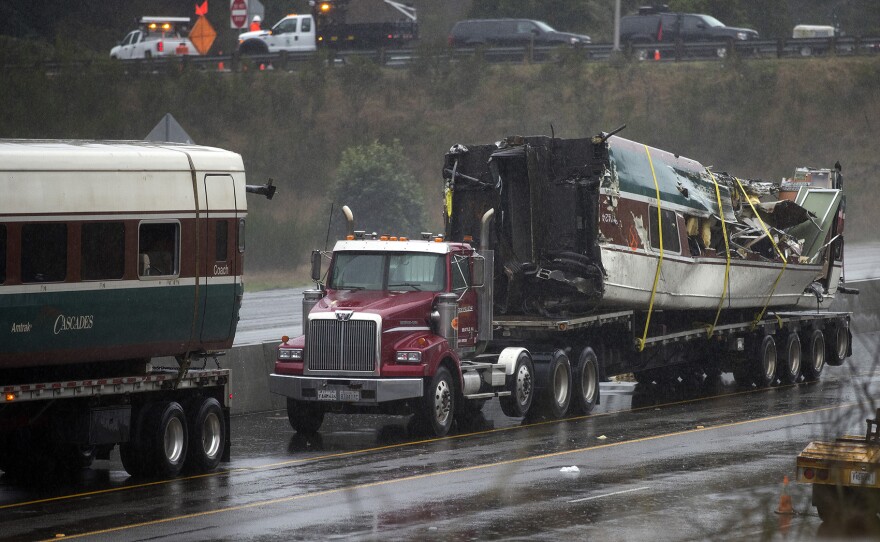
[568,486,650,503]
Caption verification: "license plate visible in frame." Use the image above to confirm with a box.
[317,389,337,401]
[851,470,876,486]
[340,390,361,401]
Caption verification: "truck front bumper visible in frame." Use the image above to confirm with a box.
[269,374,423,404]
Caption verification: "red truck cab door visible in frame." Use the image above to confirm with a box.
[451,251,478,349]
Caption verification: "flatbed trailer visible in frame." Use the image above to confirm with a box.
[0,365,231,479]
[797,409,880,522]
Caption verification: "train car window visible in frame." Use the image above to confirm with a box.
[648,207,681,253]
[238,219,245,253]
[21,223,67,283]
[216,221,228,261]
[138,222,179,277]
[82,222,124,280]
[0,224,6,284]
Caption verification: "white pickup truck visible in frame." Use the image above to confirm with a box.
[110,17,200,59]
[238,15,318,54]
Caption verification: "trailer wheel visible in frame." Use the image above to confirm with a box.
[143,401,188,478]
[825,323,850,367]
[569,348,599,415]
[750,335,777,388]
[421,366,455,437]
[184,398,226,473]
[534,351,572,419]
[120,405,151,477]
[286,399,325,434]
[499,352,534,418]
[731,364,753,387]
[778,333,802,384]
[802,329,826,381]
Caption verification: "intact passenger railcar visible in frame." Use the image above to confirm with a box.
[0,140,247,372]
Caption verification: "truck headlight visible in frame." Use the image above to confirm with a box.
[396,351,422,363]
[737,32,748,40]
[278,348,303,360]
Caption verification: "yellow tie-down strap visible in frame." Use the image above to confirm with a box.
[734,177,787,328]
[637,145,663,352]
[705,170,731,338]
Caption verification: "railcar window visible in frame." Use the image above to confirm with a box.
[82,222,124,280]
[22,223,67,283]
[0,224,6,284]
[648,207,681,253]
[138,222,179,277]
[216,221,228,261]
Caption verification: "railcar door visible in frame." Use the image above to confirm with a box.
[200,174,239,343]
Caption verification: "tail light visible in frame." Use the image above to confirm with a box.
[157,41,164,53]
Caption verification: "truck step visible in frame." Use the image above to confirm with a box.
[463,391,511,400]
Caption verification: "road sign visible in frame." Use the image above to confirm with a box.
[190,16,217,55]
[230,0,248,29]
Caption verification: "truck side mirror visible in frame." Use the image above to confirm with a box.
[310,250,322,282]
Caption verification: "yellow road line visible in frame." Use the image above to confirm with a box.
[44,401,856,541]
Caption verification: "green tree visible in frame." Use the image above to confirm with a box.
[330,140,425,237]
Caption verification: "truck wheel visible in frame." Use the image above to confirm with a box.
[421,367,455,437]
[143,401,188,478]
[534,351,572,419]
[286,399,325,434]
[802,329,826,381]
[185,398,226,473]
[499,352,535,418]
[825,323,850,366]
[751,335,777,388]
[778,333,802,384]
[569,347,599,415]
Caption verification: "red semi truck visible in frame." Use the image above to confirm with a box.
[270,134,855,437]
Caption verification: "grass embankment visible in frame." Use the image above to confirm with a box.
[3,54,877,288]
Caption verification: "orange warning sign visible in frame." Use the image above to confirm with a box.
[190,16,217,55]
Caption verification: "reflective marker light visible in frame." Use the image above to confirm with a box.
[396,351,422,363]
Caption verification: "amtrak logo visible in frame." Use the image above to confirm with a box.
[335,310,354,321]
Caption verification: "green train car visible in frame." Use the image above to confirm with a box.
[0,140,256,479]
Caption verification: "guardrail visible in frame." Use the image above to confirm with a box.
[7,36,880,74]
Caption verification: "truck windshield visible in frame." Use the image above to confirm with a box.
[329,252,446,292]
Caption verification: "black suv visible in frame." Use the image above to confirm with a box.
[448,19,591,47]
[620,7,758,56]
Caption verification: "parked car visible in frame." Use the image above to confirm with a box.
[619,7,758,58]
[448,19,590,48]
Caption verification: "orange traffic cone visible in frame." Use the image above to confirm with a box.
[653,49,661,61]
[775,475,794,514]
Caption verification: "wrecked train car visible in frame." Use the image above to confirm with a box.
[443,132,846,317]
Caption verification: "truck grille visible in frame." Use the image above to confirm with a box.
[306,319,378,374]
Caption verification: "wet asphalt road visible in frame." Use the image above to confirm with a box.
[2,320,878,540]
